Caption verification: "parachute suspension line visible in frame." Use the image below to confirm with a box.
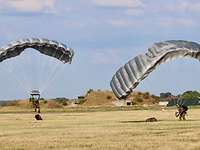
[25,50,34,90]
[13,56,33,92]
[37,49,60,92]
[39,53,65,95]
[36,51,50,91]
[40,63,62,95]
[37,55,55,91]
[32,51,44,90]
[9,60,31,92]
[13,50,35,93]
[0,61,29,93]
[20,51,34,91]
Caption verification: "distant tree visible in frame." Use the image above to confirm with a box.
[53,98,69,106]
[144,92,150,96]
[87,89,94,95]
[160,92,172,98]
[181,91,200,100]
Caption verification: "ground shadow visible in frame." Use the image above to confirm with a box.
[119,120,160,123]
[119,119,200,123]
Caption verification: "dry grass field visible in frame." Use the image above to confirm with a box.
[0,108,200,150]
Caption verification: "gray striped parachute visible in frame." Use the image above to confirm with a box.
[110,40,200,99]
[0,38,74,63]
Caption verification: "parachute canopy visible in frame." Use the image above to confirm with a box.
[110,40,200,99]
[0,38,74,63]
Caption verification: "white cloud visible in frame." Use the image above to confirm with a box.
[152,0,200,14]
[64,20,86,28]
[125,8,144,15]
[0,0,55,13]
[109,20,131,27]
[176,0,200,13]
[108,19,144,28]
[159,18,196,28]
[107,17,197,29]
[92,0,144,8]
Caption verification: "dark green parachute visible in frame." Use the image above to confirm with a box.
[0,38,74,63]
[110,40,200,99]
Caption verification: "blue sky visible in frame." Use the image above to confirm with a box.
[0,0,200,100]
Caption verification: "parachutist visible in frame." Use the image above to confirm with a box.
[30,90,41,113]
[175,104,188,120]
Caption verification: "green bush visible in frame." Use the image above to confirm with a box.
[75,98,86,105]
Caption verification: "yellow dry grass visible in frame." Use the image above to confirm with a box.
[83,90,159,106]
[83,90,116,106]
[0,108,200,150]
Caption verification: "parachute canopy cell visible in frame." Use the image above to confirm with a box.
[110,40,200,99]
[0,38,74,63]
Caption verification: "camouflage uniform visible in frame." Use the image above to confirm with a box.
[175,105,188,120]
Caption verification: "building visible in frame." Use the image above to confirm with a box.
[159,92,178,106]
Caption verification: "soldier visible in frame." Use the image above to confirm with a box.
[175,104,188,120]
[33,99,40,113]
[30,90,41,113]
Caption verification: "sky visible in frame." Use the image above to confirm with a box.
[0,0,200,100]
